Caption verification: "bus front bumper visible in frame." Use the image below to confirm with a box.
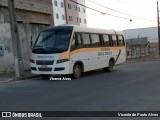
[30,61,71,75]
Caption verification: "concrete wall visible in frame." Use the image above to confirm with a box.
[0,22,47,74]
[0,6,51,25]
[0,2,52,74]
[0,23,14,73]
[0,0,53,14]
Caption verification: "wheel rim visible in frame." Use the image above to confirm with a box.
[74,65,81,78]
[109,61,113,71]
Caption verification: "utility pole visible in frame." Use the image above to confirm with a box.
[157,1,160,56]
[8,0,24,78]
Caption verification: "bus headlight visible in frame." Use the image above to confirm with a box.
[30,59,35,63]
[57,59,69,64]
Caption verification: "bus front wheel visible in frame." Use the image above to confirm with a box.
[72,64,82,79]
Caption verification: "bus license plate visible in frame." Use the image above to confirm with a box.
[41,65,48,68]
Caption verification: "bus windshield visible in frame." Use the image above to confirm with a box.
[33,29,72,54]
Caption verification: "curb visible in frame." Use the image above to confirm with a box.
[0,75,41,84]
[0,58,160,84]
[0,79,15,84]
[126,58,160,64]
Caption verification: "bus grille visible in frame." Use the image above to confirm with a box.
[38,68,52,71]
[36,60,54,65]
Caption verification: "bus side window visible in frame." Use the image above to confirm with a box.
[99,35,104,46]
[71,33,82,51]
[103,35,110,47]
[108,35,113,46]
[90,34,100,47]
[112,35,118,46]
[81,33,91,48]
[118,35,125,46]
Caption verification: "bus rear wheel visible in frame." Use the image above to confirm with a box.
[72,64,82,79]
[103,60,114,72]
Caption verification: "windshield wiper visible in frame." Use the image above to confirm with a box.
[46,47,62,51]
[34,46,43,49]
[32,47,64,54]
[32,48,44,52]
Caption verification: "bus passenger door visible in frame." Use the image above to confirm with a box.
[70,33,86,70]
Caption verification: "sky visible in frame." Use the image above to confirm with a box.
[86,0,160,30]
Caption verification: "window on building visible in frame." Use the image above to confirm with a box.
[56,13,59,19]
[75,17,79,22]
[61,2,63,8]
[69,16,73,21]
[54,0,57,6]
[83,8,85,13]
[78,7,81,12]
[68,4,71,9]
[79,18,81,23]
[74,5,77,11]
[84,19,86,24]
[62,15,65,20]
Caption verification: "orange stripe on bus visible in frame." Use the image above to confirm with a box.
[70,46,126,57]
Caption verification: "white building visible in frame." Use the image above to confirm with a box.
[53,0,66,26]
[52,0,87,26]
[77,0,87,27]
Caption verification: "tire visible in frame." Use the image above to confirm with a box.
[40,74,50,78]
[72,64,82,79]
[107,60,114,72]
[103,60,114,72]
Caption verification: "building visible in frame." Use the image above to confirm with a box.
[0,0,53,25]
[0,0,53,73]
[53,0,66,25]
[77,0,87,26]
[53,0,87,26]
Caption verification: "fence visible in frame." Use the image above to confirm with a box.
[127,42,159,59]
[149,42,159,56]
[126,37,159,59]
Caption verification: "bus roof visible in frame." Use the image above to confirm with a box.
[44,24,123,35]
[73,25,122,35]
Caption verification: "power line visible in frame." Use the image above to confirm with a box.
[86,0,157,22]
[70,0,106,15]
[87,0,131,16]
[69,0,132,22]
[114,0,134,7]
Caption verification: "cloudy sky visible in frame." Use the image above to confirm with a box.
[86,0,159,30]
